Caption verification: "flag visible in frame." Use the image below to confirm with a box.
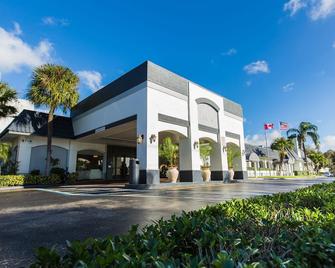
[264,123,274,130]
[280,121,289,130]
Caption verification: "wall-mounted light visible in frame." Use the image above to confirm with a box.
[193,141,199,149]
[222,145,227,152]
[149,134,156,144]
[241,149,246,155]
[136,134,144,144]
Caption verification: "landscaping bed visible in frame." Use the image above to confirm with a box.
[32,182,335,267]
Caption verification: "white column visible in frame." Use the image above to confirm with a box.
[136,87,159,184]
[17,136,32,174]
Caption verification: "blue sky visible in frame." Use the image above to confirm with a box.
[0,0,334,150]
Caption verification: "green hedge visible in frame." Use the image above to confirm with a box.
[0,174,62,187]
[31,182,335,267]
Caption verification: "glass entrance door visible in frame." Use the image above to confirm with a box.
[106,146,136,181]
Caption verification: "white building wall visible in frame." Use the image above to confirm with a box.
[15,136,106,174]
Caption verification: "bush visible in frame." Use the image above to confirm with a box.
[50,167,66,177]
[31,182,335,267]
[65,172,78,185]
[0,174,62,187]
[30,169,40,176]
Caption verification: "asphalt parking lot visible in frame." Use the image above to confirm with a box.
[0,177,333,267]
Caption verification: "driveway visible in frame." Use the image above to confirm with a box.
[0,177,333,267]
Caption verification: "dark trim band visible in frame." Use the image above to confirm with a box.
[225,131,240,140]
[158,114,189,127]
[198,124,219,134]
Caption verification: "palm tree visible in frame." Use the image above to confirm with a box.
[271,137,294,175]
[287,122,320,166]
[0,143,10,174]
[0,82,17,118]
[27,64,79,175]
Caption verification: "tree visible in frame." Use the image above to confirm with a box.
[200,142,212,168]
[287,122,320,166]
[271,137,294,174]
[0,143,10,174]
[27,64,79,175]
[307,150,329,173]
[159,137,179,167]
[227,143,241,170]
[0,82,17,118]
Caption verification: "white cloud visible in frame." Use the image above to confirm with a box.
[42,17,69,26]
[321,135,335,151]
[12,22,22,35]
[310,0,335,20]
[243,60,270,74]
[0,23,53,74]
[77,70,102,92]
[284,0,307,16]
[282,82,295,92]
[221,48,237,56]
[283,0,335,20]
[245,130,282,147]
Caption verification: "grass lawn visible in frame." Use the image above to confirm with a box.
[32,182,335,267]
[249,175,320,179]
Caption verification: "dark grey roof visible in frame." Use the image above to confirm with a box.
[71,60,243,118]
[0,110,74,139]
[245,144,279,160]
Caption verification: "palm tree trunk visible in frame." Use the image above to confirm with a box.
[302,142,308,171]
[45,107,55,176]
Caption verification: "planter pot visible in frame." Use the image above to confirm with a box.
[228,168,235,182]
[167,167,179,183]
[201,167,211,182]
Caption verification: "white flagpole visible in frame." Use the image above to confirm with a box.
[264,128,270,159]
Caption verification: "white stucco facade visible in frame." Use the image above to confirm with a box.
[1,61,247,184]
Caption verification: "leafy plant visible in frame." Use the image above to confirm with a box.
[200,142,212,168]
[27,64,79,175]
[308,150,329,173]
[287,122,320,166]
[31,181,335,267]
[270,137,294,174]
[227,143,241,169]
[159,137,179,167]
[0,82,17,118]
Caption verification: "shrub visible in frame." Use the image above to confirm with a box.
[0,174,62,187]
[50,167,66,177]
[30,169,40,176]
[65,172,78,185]
[31,181,335,267]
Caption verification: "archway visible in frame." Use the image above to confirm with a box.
[158,130,186,183]
[76,150,104,180]
[226,142,243,179]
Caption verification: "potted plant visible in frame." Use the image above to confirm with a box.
[200,142,212,182]
[159,137,179,183]
[227,143,241,182]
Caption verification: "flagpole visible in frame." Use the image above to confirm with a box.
[264,128,270,159]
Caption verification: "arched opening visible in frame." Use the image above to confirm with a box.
[76,150,104,180]
[227,142,243,179]
[29,145,68,175]
[158,130,186,183]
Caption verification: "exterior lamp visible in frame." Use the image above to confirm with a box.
[222,145,227,152]
[193,141,199,149]
[149,134,157,144]
[241,149,246,155]
[136,134,144,144]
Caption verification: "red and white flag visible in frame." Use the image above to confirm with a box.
[264,123,274,130]
[280,122,289,130]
